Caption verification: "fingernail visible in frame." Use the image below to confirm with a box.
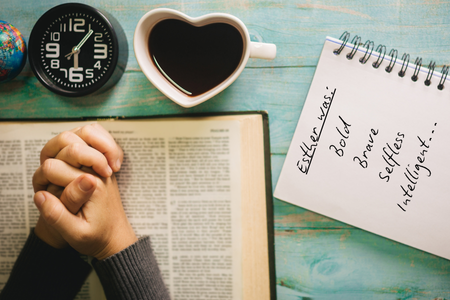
[115,159,121,171]
[105,165,113,177]
[34,193,46,210]
[79,176,94,192]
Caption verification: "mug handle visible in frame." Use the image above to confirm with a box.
[249,42,276,60]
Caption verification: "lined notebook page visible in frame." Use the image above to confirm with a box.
[274,36,450,260]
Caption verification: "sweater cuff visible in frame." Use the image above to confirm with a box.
[92,236,170,300]
[1,229,92,300]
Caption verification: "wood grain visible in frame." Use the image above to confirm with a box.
[1,0,450,298]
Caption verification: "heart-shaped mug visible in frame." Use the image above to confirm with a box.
[134,8,276,108]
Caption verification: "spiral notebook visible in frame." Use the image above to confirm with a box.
[274,33,450,260]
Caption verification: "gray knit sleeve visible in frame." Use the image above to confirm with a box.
[92,236,170,300]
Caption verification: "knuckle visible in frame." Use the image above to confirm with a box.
[79,124,94,138]
[90,123,104,131]
[41,159,57,177]
[57,131,76,145]
[66,142,83,159]
[63,188,78,209]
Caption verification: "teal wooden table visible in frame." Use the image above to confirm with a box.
[2,0,450,299]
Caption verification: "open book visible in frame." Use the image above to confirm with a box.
[0,112,275,300]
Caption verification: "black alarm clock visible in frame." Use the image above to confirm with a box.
[28,3,128,97]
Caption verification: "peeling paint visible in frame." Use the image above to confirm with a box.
[296,3,372,19]
[275,210,336,225]
[339,230,351,242]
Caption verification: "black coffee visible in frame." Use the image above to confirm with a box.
[149,19,244,97]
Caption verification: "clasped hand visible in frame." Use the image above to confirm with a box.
[32,124,137,260]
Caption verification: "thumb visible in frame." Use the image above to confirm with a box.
[60,173,97,214]
[34,191,79,236]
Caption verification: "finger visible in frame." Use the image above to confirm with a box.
[60,174,97,214]
[40,130,88,164]
[34,215,68,249]
[74,124,124,172]
[33,159,86,192]
[47,183,64,198]
[55,142,113,178]
[34,191,80,238]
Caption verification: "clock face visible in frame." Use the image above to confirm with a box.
[28,3,127,97]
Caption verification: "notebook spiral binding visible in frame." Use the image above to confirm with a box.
[334,31,449,90]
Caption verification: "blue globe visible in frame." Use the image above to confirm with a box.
[0,20,27,83]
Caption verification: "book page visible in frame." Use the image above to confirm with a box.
[0,119,242,300]
[275,37,450,260]
[0,121,93,293]
[101,120,242,300]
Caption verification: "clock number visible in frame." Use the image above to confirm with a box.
[74,18,85,32]
[94,33,103,42]
[50,59,59,69]
[45,43,60,58]
[61,18,84,32]
[94,61,101,69]
[86,69,94,79]
[69,67,84,82]
[60,68,68,78]
[94,44,108,59]
[50,32,60,41]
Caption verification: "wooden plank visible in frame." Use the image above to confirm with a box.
[275,225,450,299]
[272,152,450,300]
[2,0,450,68]
[2,0,450,299]
[273,152,450,298]
[0,68,311,155]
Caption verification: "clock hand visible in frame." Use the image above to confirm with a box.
[74,29,93,52]
[65,29,94,60]
[74,51,79,69]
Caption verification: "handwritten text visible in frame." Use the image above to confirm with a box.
[378,132,405,182]
[353,128,379,168]
[297,87,336,174]
[329,116,351,157]
[397,124,436,212]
